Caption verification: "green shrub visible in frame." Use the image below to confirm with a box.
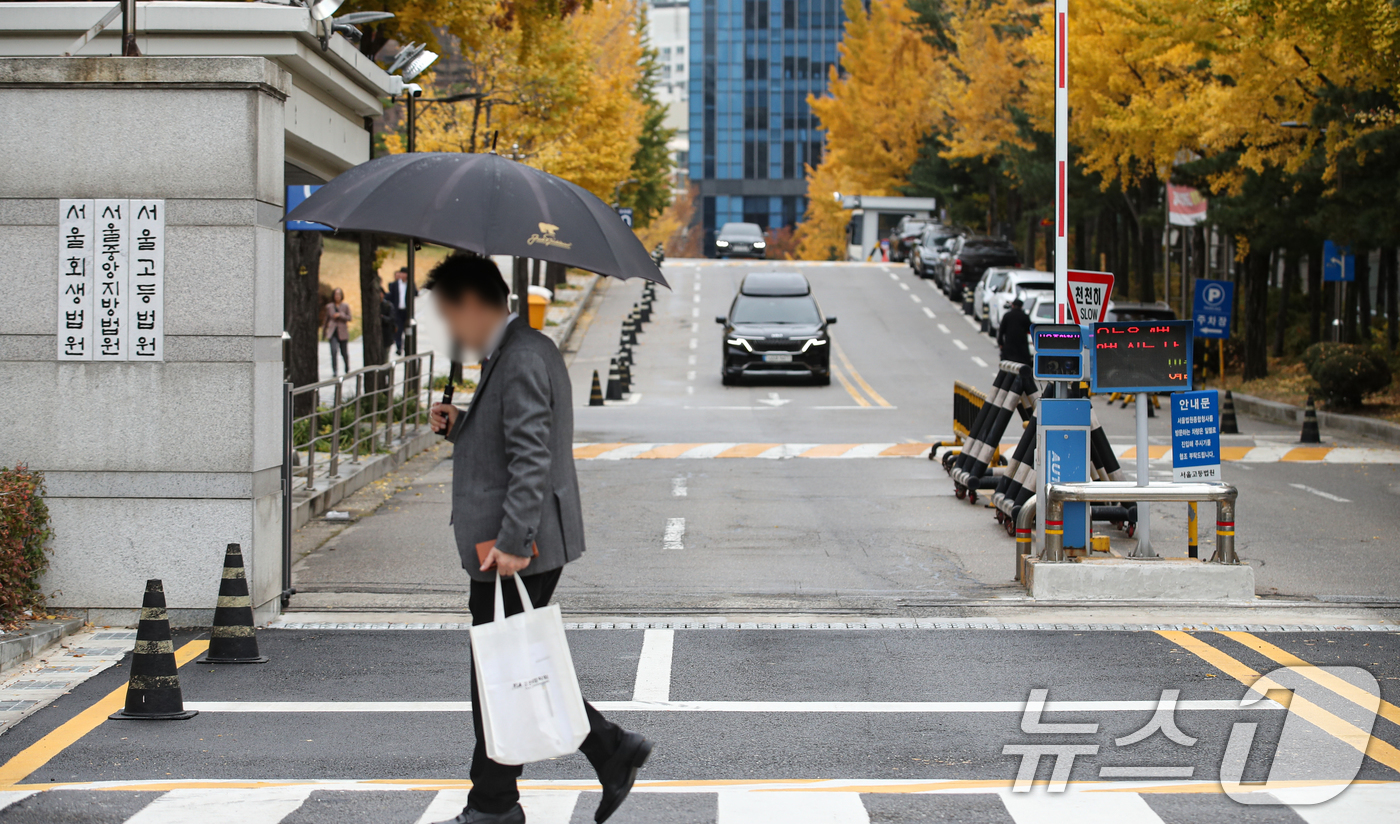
[0,465,54,623]
[1303,342,1393,408]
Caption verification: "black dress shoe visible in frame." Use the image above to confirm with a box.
[431,805,525,824]
[594,731,654,823]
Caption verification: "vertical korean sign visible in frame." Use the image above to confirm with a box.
[57,200,94,360]
[1053,0,1069,323]
[94,199,128,361]
[130,200,164,360]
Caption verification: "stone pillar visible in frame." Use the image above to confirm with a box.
[0,57,289,626]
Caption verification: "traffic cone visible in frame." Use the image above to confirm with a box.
[1221,390,1240,434]
[605,357,624,401]
[110,579,198,720]
[589,370,605,406]
[619,356,632,393]
[623,317,637,345]
[200,543,268,664]
[1300,396,1321,443]
[638,300,651,324]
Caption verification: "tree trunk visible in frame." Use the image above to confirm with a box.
[359,234,386,370]
[1274,248,1298,356]
[1243,244,1270,380]
[544,261,565,295]
[285,231,323,417]
[1307,245,1323,344]
[1043,221,1054,273]
[1384,246,1398,351]
[512,257,529,315]
[988,175,998,237]
[1074,213,1088,269]
[1343,257,1359,343]
[1356,247,1372,341]
[1137,192,1156,303]
[1025,213,1037,267]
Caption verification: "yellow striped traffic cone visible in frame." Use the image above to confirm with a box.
[1300,396,1321,443]
[199,543,268,664]
[110,579,198,720]
[589,369,605,407]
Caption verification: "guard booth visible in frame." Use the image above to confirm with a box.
[837,195,936,261]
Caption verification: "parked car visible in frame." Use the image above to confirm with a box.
[940,236,1020,299]
[1103,300,1177,322]
[973,267,1013,332]
[911,224,967,279]
[1027,294,1058,325]
[716,272,835,385]
[888,216,932,262]
[714,222,767,259]
[987,269,1055,335]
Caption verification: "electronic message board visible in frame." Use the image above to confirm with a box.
[1089,320,1194,393]
[1032,324,1086,380]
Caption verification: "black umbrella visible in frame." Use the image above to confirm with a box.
[285,152,667,286]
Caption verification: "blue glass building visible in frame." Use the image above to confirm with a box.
[689,0,845,254]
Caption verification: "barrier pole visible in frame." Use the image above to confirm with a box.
[1187,502,1198,558]
[1214,496,1237,564]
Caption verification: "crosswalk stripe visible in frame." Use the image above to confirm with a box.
[718,790,870,824]
[124,787,314,824]
[0,790,37,810]
[413,789,471,824]
[1291,783,1400,824]
[569,443,1400,463]
[1000,788,1164,824]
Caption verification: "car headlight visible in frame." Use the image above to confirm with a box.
[799,338,828,352]
[716,240,730,247]
[753,241,766,249]
[726,337,753,352]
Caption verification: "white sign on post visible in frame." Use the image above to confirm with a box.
[57,200,94,360]
[130,200,165,361]
[1065,269,1115,324]
[94,200,129,361]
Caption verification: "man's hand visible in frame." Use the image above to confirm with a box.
[431,402,460,435]
[481,546,532,577]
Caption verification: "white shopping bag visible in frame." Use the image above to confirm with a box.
[470,573,590,765]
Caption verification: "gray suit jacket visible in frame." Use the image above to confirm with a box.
[446,316,586,581]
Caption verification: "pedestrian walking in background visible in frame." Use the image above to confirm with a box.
[323,287,352,377]
[386,266,416,355]
[997,296,1033,365]
[378,275,397,361]
[427,253,653,824]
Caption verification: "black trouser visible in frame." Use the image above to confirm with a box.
[328,336,349,374]
[467,568,623,814]
[393,308,408,354]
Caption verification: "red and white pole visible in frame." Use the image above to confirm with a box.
[1053,0,1070,323]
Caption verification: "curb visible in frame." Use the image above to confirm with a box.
[1232,392,1400,446]
[290,426,442,531]
[0,616,85,675]
[547,273,600,350]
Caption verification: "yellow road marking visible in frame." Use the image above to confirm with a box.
[832,342,891,407]
[0,639,209,788]
[879,443,933,457]
[830,360,870,407]
[800,444,862,458]
[1157,631,1400,774]
[716,443,779,458]
[572,443,625,459]
[1120,445,1171,459]
[1218,631,1400,728]
[1220,446,1253,461]
[1282,447,1333,461]
[634,443,707,459]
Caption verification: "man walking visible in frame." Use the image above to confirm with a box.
[427,253,652,824]
[386,266,415,355]
[997,296,1033,365]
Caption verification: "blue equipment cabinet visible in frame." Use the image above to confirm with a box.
[1037,399,1091,551]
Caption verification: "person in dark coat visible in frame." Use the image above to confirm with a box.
[997,297,1034,365]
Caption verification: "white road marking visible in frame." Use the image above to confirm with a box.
[690,338,698,349]
[663,517,686,550]
[694,280,701,291]
[693,293,700,302]
[1289,483,1352,503]
[632,629,675,702]
[672,476,688,496]
[910,293,922,303]
[923,307,935,318]
[687,385,694,395]
[1001,787,1166,821]
[691,322,699,332]
[719,790,870,824]
[185,699,1280,713]
[687,370,696,381]
[888,271,898,279]
[688,354,697,365]
[418,791,579,824]
[125,787,315,824]
[928,280,940,290]
[953,339,968,350]
[756,392,791,407]
[972,356,988,368]
[692,307,699,317]
[965,315,982,329]
[0,792,37,811]
[900,281,910,290]
[415,790,473,824]
[937,323,951,334]
[1293,783,1400,824]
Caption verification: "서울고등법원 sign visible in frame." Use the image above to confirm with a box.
[1089,320,1194,393]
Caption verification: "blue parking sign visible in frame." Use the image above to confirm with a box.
[286,185,331,231]
[1170,390,1221,482]
[1192,279,1233,339]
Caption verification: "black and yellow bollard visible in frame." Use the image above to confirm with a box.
[605,357,625,401]
[589,370,605,407]
[1187,502,1198,559]
[1300,396,1321,443]
[200,543,269,664]
[1221,390,1240,434]
[619,353,633,393]
[110,579,198,720]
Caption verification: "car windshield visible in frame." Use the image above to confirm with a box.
[731,296,821,325]
[1031,302,1056,322]
[986,272,1010,291]
[719,223,764,241]
[1016,281,1054,293]
[1108,308,1176,322]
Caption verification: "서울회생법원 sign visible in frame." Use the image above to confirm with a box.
[1089,320,1194,393]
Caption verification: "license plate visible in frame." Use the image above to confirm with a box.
[763,353,793,363]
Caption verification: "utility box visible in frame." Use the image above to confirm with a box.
[1037,399,1091,551]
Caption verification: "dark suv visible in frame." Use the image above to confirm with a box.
[941,236,1019,299]
[716,272,835,385]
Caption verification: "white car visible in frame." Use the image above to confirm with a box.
[973,267,1012,332]
[988,269,1054,334]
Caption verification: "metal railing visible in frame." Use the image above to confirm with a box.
[1041,481,1238,564]
[285,351,437,490]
